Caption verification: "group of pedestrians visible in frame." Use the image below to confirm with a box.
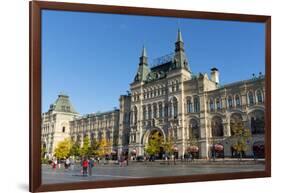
[81,157,95,176]
[51,157,75,171]
[50,156,97,176]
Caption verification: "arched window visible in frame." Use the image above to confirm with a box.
[106,130,111,141]
[256,90,263,103]
[158,102,163,118]
[189,119,200,139]
[153,103,157,118]
[211,116,224,137]
[133,106,138,125]
[171,83,175,92]
[249,110,265,134]
[248,91,254,105]
[164,103,168,117]
[175,80,179,91]
[194,96,200,112]
[148,105,152,120]
[235,95,241,107]
[210,99,214,112]
[187,97,193,113]
[62,126,65,133]
[216,98,221,110]
[228,96,233,108]
[98,132,102,142]
[172,97,178,118]
[143,106,146,120]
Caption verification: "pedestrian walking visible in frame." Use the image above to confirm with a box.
[82,158,89,176]
[52,159,57,170]
[88,158,94,176]
[65,158,70,170]
[58,159,61,169]
[70,157,75,171]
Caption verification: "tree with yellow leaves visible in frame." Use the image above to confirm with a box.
[145,131,164,157]
[96,137,112,158]
[231,121,252,160]
[54,138,72,159]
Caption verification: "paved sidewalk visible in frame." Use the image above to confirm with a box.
[42,161,265,184]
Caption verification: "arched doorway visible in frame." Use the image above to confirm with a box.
[189,119,200,139]
[211,116,224,137]
[145,129,165,160]
[249,110,265,134]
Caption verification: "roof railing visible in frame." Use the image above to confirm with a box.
[150,52,174,68]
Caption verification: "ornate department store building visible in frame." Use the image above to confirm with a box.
[42,30,265,159]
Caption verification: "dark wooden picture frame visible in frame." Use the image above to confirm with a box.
[30,1,271,192]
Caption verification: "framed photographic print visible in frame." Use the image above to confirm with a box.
[30,0,271,192]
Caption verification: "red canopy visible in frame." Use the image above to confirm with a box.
[214,144,224,152]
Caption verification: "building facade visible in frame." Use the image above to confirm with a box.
[41,94,79,158]
[42,30,265,159]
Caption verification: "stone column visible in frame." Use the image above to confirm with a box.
[199,94,209,159]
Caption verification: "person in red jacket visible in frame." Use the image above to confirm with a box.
[82,157,89,176]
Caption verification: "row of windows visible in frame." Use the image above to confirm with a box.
[208,90,264,112]
[71,120,117,129]
[131,96,202,124]
[186,96,200,113]
[132,82,181,102]
[72,131,113,142]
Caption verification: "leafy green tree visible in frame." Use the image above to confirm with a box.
[89,138,100,156]
[69,141,80,158]
[145,131,164,156]
[54,138,72,159]
[163,135,174,156]
[96,137,111,157]
[231,121,252,160]
[79,136,90,157]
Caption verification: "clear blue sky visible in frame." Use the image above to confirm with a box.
[42,10,265,115]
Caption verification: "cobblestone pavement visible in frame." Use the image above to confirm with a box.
[42,161,265,184]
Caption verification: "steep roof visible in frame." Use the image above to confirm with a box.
[49,93,78,114]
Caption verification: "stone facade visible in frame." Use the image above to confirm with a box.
[42,30,265,159]
[69,109,120,153]
[41,94,79,157]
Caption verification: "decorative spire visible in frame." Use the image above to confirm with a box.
[141,46,147,57]
[134,45,150,82]
[139,45,148,66]
[174,29,190,71]
[177,28,183,42]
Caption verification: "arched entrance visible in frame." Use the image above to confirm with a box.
[211,116,224,137]
[144,129,165,160]
[249,110,265,134]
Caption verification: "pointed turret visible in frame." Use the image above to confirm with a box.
[134,46,150,82]
[141,46,147,57]
[174,29,191,71]
[139,46,148,65]
[177,29,183,42]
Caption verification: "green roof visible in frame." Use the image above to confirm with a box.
[49,94,78,114]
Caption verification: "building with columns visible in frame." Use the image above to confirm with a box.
[42,30,265,159]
